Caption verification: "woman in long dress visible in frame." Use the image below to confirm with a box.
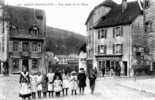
[19,66,31,100]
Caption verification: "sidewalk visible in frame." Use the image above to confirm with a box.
[116,76,155,96]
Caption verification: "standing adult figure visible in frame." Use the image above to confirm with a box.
[88,68,97,94]
[19,66,31,100]
[77,68,86,95]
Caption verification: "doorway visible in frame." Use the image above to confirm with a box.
[123,61,127,76]
[22,59,29,71]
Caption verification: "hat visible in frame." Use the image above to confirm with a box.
[71,71,76,75]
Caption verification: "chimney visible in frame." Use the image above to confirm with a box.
[122,0,127,12]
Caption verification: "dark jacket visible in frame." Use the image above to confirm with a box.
[77,72,86,88]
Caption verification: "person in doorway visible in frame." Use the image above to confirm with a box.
[101,67,105,77]
[19,66,31,100]
[88,68,97,94]
[77,68,86,95]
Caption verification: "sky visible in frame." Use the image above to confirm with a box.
[5,0,138,36]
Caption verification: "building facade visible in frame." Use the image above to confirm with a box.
[86,0,148,76]
[144,0,155,70]
[0,5,46,74]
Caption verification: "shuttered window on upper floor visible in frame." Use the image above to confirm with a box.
[113,26,123,38]
[98,29,107,39]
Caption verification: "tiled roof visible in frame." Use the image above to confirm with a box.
[94,1,143,29]
[4,5,45,33]
[85,0,117,25]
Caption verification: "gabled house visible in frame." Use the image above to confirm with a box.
[86,0,148,76]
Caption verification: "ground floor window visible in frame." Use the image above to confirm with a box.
[12,59,19,71]
[32,59,39,69]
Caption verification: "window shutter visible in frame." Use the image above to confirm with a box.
[104,45,107,54]
[98,30,100,39]
[113,28,115,38]
[113,44,115,54]
[121,44,123,54]
[98,45,100,54]
[105,29,107,38]
[121,26,123,36]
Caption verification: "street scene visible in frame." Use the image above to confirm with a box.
[0,0,155,100]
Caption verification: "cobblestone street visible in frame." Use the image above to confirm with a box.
[1,75,155,100]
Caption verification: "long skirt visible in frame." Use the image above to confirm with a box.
[19,83,31,98]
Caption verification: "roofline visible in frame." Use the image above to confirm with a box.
[85,0,117,25]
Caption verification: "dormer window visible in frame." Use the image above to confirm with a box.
[145,0,150,9]
[29,25,39,36]
[145,21,152,33]
[10,25,17,34]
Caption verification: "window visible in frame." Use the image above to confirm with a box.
[98,29,107,39]
[22,41,29,52]
[145,21,152,33]
[145,0,150,9]
[113,26,123,37]
[32,59,38,69]
[113,44,123,54]
[29,25,39,36]
[36,15,43,20]
[32,42,38,52]
[98,45,106,54]
[13,41,19,51]
[12,59,19,70]
[32,42,42,53]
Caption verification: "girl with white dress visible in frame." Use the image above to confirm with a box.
[37,72,42,98]
[47,72,54,97]
[62,73,69,96]
[19,67,31,100]
[30,73,38,99]
[70,71,78,95]
[53,75,63,97]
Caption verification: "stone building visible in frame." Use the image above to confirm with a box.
[144,0,155,70]
[0,5,46,74]
[86,0,147,76]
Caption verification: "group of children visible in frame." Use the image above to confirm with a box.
[19,68,81,100]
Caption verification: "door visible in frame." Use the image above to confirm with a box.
[22,59,29,71]
[123,61,127,76]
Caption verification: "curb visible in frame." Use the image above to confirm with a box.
[117,83,155,97]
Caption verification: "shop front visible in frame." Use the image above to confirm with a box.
[96,55,123,76]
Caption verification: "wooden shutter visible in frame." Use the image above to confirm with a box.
[113,27,115,38]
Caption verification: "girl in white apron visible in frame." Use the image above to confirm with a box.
[70,71,78,95]
[62,73,69,96]
[47,72,54,97]
[19,67,31,100]
[37,72,42,98]
[30,73,37,99]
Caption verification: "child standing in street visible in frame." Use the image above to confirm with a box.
[41,74,48,98]
[47,72,54,97]
[62,72,69,96]
[53,75,63,97]
[70,71,78,95]
[37,72,42,98]
[30,72,38,99]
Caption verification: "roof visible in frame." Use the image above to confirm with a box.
[94,1,143,29]
[4,5,45,34]
[85,0,117,25]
